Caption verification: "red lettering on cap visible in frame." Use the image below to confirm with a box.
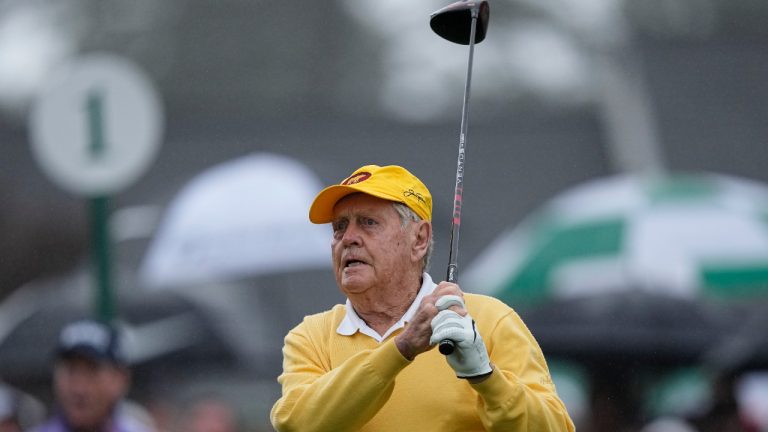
[342,172,371,185]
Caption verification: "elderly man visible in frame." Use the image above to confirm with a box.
[271,164,574,431]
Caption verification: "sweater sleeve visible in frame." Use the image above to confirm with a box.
[270,317,410,432]
[470,302,576,432]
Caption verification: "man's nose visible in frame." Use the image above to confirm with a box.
[341,223,362,246]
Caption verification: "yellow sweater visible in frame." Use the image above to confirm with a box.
[271,293,575,432]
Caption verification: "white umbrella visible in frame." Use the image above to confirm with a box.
[464,172,768,305]
[140,153,330,289]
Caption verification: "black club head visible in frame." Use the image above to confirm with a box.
[430,0,490,45]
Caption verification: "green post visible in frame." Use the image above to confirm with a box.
[86,88,115,323]
[90,196,114,323]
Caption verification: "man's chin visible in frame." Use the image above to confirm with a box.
[339,274,373,294]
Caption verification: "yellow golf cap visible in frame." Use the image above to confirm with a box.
[309,165,432,223]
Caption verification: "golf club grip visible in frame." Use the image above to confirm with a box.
[438,268,459,355]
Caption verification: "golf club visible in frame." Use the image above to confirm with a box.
[430,0,490,356]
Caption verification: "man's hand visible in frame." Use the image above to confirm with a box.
[430,295,492,379]
[395,282,463,361]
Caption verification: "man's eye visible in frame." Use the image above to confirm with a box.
[363,218,376,226]
[333,220,348,232]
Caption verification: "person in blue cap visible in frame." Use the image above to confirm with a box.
[28,319,156,432]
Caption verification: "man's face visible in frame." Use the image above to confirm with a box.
[331,194,420,296]
[53,356,128,429]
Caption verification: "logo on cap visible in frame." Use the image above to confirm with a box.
[404,188,427,205]
[342,172,371,185]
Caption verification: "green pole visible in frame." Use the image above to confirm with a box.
[86,88,115,323]
[90,196,114,323]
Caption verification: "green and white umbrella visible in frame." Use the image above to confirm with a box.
[463,172,768,421]
[464,172,768,307]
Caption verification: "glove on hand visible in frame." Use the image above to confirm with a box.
[430,295,492,379]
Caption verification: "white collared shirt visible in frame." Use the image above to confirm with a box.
[336,273,437,342]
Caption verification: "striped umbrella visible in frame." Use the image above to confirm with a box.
[464,172,768,307]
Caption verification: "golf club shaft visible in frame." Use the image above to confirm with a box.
[440,6,479,356]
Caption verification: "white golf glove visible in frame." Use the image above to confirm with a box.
[430,295,492,379]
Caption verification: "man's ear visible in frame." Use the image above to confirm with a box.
[411,220,432,262]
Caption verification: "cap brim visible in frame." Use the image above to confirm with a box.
[309,185,362,224]
[309,184,403,224]
[57,346,121,365]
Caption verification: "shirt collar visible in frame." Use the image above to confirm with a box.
[337,273,437,342]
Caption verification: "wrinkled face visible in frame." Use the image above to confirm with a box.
[53,356,128,429]
[331,194,420,296]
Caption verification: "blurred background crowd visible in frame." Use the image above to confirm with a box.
[2,0,768,430]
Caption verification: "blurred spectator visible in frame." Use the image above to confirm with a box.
[143,397,177,432]
[690,373,759,432]
[180,395,238,432]
[0,384,22,432]
[0,383,45,432]
[27,319,156,432]
[0,416,21,432]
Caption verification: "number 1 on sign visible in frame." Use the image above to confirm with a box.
[85,89,107,160]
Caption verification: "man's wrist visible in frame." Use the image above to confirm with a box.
[394,335,416,361]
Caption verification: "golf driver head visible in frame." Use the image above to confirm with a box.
[430,0,490,45]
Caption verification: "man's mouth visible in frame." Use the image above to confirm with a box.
[344,259,366,268]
